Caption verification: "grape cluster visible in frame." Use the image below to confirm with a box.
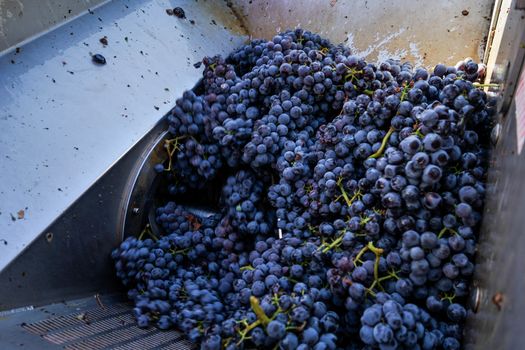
[359,295,451,349]
[113,29,493,349]
[218,170,273,236]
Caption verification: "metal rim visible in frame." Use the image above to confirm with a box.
[117,124,170,241]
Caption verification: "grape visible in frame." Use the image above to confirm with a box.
[361,306,382,326]
[422,164,443,184]
[303,327,319,345]
[281,333,299,349]
[385,311,403,329]
[443,337,461,350]
[360,325,376,345]
[136,315,149,328]
[400,135,421,155]
[419,109,439,127]
[423,133,442,152]
[267,320,287,340]
[373,323,394,343]
[111,28,491,350]
[447,303,467,322]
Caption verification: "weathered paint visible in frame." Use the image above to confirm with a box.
[228,0,494,67]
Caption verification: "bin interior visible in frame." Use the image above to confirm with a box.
[1,0,524,349]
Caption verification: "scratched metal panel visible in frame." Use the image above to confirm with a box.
[0,118,168,310]
[0,294,193,349]
[463,68,525,350]
[463,2,525,349]
[228,0,494,67]
[0,0,108,52]
[0,0,247,272]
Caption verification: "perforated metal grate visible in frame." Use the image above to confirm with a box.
[21,303,193,350]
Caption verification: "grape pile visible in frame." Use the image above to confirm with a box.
[113,29,493,349]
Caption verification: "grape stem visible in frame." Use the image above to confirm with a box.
[344,68,363,83]
[377,269,401,282]
[138,224,149,240]
[353,242,385,295]
[437,227,458,239]
[367,241,384,255]
[321,233,344,253]
[368,242,383,286]
[359,215,372,226]
[473,82,499,88]
[170,247,189,255]
[271,293,280,307]
[138,224,158,241]
[285,321,307,331]
[337,177,362,208]
[400,82,411,102]
[368,127,395,159]
[353,244,369,267]
[164,136,187,171]
[440,292,456,303]
[235,297,284,346]
[250,296,271,326]
[236,319,261,346]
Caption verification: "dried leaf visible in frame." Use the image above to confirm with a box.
[186,214,202,231]
[492,292,504,311]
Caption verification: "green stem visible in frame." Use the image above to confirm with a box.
[360,215,372,226]
[243,319,261,333]
[139,224,159,241]
[337,179,362,208]
[367,241,384,255]
[250,296,270,326]
[440,292,456,303]
[400,83,411,101]
[438,227,458,239]
[413,128,424,139]
[374,254,380,282]
[473,82,499,88]
[363,242,385,294]
[285,321,307,332]
[138,224,149,240]
[236,319,261,346]
[270,307,283,321]
[321,235,344,253]
[369,127,394,159]
[353,244,369,267]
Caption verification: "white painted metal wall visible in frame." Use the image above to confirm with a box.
[230,0,494,67]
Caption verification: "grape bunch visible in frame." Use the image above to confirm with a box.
[218,169,274,236]
[112,28,493,350]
